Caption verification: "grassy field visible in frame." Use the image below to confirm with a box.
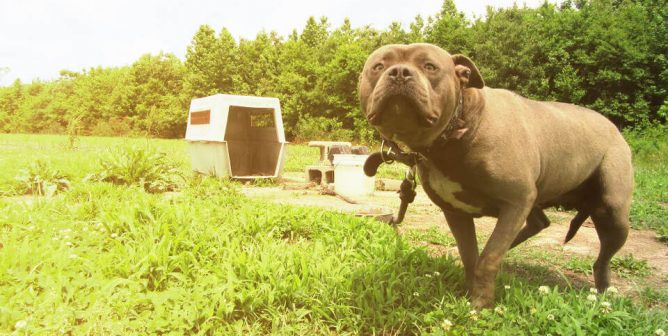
[0,134,406,195]
[624,126,668,241]
[1,132,667,334]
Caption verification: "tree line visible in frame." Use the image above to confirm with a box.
[0,0,665,142]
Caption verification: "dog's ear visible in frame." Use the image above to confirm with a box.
[452,54,484,89]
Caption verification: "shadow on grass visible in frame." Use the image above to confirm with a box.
[341,229,608,333]
[345,239,466,333]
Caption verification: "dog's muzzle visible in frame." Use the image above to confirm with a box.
[368,86,435,129]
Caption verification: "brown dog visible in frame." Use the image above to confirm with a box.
[358,43,633,308]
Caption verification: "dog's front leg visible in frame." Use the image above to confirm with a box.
[471,202,533,308]
[444,211,478,293]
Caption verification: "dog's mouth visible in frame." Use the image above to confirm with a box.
[368,92,437,132]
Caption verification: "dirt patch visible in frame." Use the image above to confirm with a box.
[243,174,668,293]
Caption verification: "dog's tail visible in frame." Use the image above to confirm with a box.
[564,210,589,244]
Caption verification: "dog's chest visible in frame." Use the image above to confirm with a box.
[418,161,484,216]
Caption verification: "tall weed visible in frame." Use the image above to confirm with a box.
[15,160,71,196]
[86,146,183,193]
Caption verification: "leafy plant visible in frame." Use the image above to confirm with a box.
[66,114,83,150]
[611,254,651,278]
[86,146,183,193]
[638,286,668,308]
[563,256,594,276]
[15,160,71,196]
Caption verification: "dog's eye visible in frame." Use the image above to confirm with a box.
[372,63,384,71]
[424,63,438,71]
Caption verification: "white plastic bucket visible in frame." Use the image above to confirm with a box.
[333,154,375,197]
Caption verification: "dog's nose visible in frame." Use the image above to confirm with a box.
[388,65,413,82]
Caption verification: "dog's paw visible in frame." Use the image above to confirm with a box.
[471,294,495,309]
[470,284,496,309]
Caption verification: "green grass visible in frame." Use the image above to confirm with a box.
[0,132,666,334]
[0,134,188,195]
[283,144,319,174]
[0,134,407,193]
[625,125,668,241]
[537,253,651,280]
[405,226,457,248]
[1,179,666,334]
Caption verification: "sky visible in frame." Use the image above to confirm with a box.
[0,0,548,86]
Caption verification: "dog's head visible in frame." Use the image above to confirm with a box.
[359,43,484,149]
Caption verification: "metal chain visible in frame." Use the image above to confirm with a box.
[380,139,395,164]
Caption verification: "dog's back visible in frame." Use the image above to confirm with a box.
[477,87,632,206]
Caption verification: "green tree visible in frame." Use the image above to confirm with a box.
[276,17,332,138]
[0,0,666,139]
[301,16,329,48]
[235,31,282,96]
[426,0,472,54]
[0,79,23,132]
[65,67,133,133]
[184,25,238,98]
[128,52,187,137]
[408,15,427,42]
[379,22,410,45]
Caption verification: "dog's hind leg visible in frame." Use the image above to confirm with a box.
[590,146,633,292]
[509,207,550,249]
[591,207,629,292]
